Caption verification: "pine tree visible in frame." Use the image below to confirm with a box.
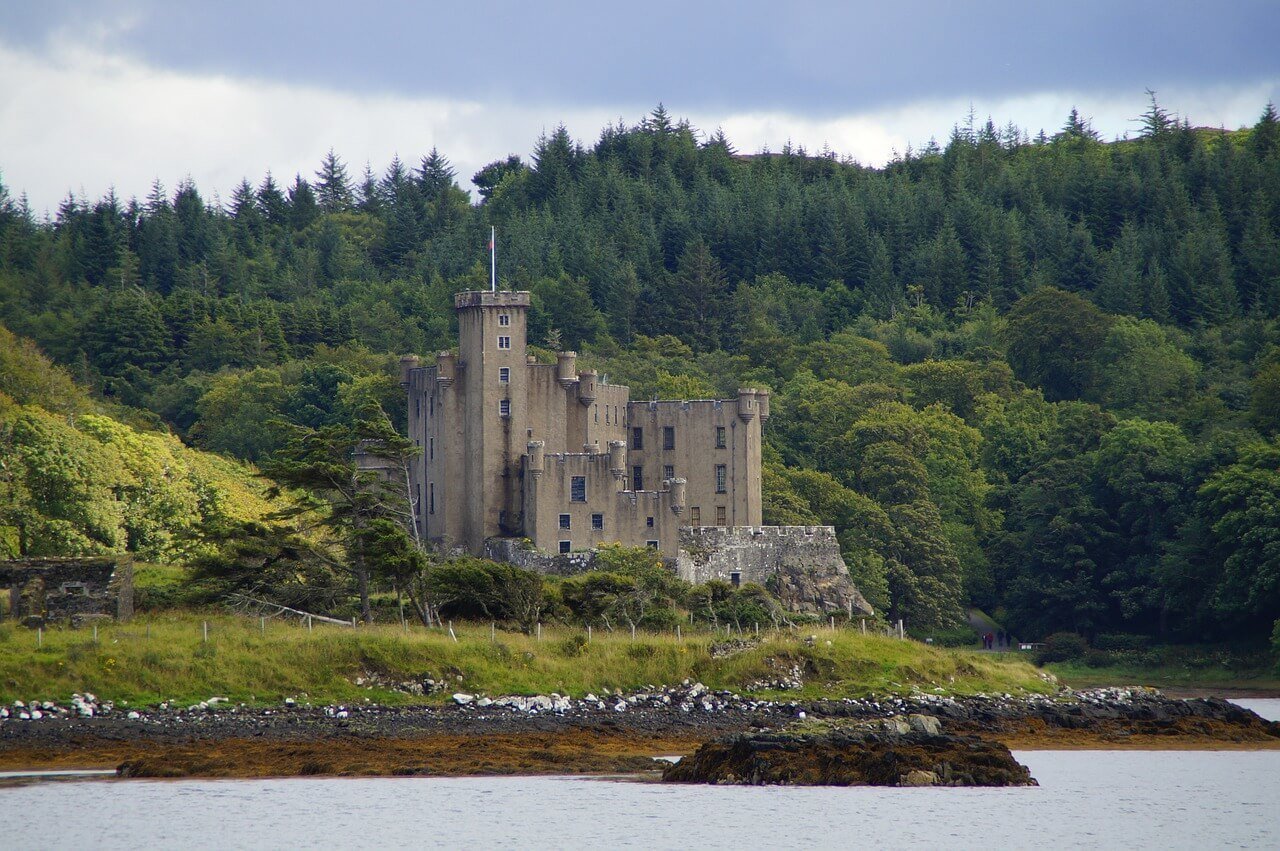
[287,175,319,230]
[864,233,902,319]
[417,147,456,200]
[1251,101,1279,160]
[256,172,288,227]
[314,148,354,213]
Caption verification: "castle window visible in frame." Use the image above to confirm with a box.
[415,483,421,515]
[663,464,674,481]
[716,506,727,526]
[662,426,675,450]
[499,367,510,384]
[571,476,586,502]
[559,513,571,530]
[646,540,659,548]
[730,571,741,588]
[497,336,511,349]
[559,541,571,554]
[715,464,727,493]
[632,466,643,491]
[429,482,435,514]
[594,405,598,423]
[646,516,654,528]
[430,395,434,416]
[415,397,420,418]
[429,438,434,460]
[605,406,610,424]
[499,314,510,327]
[691,506,701,526]
[499,399,511,417]
[592,513,603,530]
[631,427,643,450]
[716,426,726,449]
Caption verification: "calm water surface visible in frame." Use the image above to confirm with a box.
[1,700,1275,850]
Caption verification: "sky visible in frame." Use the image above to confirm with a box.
[2,0,1278,214]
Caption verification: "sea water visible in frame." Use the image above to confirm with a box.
[1,700,1276,850]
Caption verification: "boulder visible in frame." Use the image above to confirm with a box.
[663,729,1037,787]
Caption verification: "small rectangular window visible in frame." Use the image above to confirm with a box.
[591,513,603,530]
[571,476,586,502]
[663,464,674,481]
[499,367,510,384]
[430,395,434,416]
[646,516,654,528]
[646,540,659,548]
[716,426,726,449]
[497,336,511,349]
[429,437,434,460]
[429,482,435,514]
[499,399,511,417]
[715,464,727,493]
[631,427,643,450]
[594,405,598,423]
[691,506,701,526]
[730,571,741,588]
[559,540,571,554]
[663,426,675,450]
[716,505,727,526]
[499,314,510,327]
[605,406,610,424]
[415,397,420,418]
[559,513,571,530]
[632,466,643,491]
[415,483,421,515]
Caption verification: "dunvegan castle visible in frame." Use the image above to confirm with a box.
[399,290,870,615]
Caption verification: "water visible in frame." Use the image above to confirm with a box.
[1,700,1276,850]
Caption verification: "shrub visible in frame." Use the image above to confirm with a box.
[1035,631,1089,665]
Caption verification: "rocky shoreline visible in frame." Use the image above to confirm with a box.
[1,686,1276,779]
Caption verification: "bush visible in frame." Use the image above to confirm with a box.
[926,624,980,648]
[1092,633,1153,652]
[1035,631,1089,665]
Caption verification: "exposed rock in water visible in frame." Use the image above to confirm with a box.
[663,728,1037,787]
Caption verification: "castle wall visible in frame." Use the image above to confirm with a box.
[0,557,134,625]
[675,526,872,616]
[523,451,681,554]
[626,395,763,529]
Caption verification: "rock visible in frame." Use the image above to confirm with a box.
[908,714,942,735]
[476,697,493,708]
[663,729,1037,787]
[452,693,474,706]
[901,769,939,787]
[30,709,42,720]
[127,711,141,720]
[284,698,296,707]
[881,716,912,734]
[613,701,628,713]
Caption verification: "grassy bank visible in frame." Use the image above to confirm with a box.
[1047,661,1280,693]
[0,613,1053,706]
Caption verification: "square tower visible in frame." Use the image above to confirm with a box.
[455,290,531,552]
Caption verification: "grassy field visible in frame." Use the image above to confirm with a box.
[1047,661,1280,692]
[0,613,1054,706]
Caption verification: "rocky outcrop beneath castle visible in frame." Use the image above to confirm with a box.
[0,557,133,626]
[675,526,872,617]
[662,725,1036,787]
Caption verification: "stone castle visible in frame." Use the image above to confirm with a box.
[401,290,870,615]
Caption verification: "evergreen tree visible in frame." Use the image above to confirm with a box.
[315,148,354,213]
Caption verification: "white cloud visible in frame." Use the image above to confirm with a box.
[1,35,1276,215]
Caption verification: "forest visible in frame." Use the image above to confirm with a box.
[1,96,1279,648]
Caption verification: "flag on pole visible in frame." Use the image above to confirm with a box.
[489,226,496,292]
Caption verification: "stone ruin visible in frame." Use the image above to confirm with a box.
[0,557,134,627]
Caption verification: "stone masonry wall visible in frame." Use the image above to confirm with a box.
[487,527,873,617]
[0,557,134,626]
[675,526,873,616]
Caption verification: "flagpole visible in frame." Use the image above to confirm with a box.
[490,226,496,292]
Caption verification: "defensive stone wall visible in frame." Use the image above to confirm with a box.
[675,526,872,616]
[0,557,134,626]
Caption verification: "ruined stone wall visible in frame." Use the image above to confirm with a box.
[675,526,872,616]
[0,557,134,625]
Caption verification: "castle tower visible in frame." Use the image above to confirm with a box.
[455,290,531,553]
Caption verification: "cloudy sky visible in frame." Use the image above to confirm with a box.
[2,0,1277,213]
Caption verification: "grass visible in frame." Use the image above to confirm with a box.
[0,613,1054,707]
[1048,660,1280,692]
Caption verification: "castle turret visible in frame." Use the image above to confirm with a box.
[527,440,545,478]
[737,388,758,422]
[557,351,578,388]
[669,477,687,514]
[436,351,456,388]
[608,440,626,480]
[758,389,770,422]
[399,354,420,387]
[578,369,598,406]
